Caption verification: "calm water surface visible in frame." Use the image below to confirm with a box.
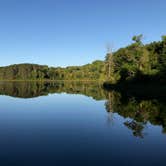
[0,81,166,166]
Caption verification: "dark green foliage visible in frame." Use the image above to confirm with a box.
[105,35,166,84]
[1,34,166,84]
[132,34,143,45]
[0,61,105,81]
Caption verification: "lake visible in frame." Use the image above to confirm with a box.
[0,81,166,166]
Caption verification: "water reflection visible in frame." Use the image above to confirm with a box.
[105,92,166,138]
[0,81,107,100]
[0,81,166,138]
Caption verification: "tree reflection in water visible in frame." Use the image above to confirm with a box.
[105,91,166,138]
[0,81,166,138]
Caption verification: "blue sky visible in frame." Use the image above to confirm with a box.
[0,0,166,67]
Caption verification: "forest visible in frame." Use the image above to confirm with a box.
[0,35,166,87]
[0,60,105,80]
[105,35,166,85]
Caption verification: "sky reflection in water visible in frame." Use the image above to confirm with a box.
[0,82,165,166]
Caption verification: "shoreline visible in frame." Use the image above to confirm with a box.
[0,79,104,83]
[103,81,166,99]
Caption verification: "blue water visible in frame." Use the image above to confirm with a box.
[0,82,166,166]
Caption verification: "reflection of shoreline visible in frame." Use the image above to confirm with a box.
[0,81,107,100]
[105,93,166,138]
[0,81,166,138]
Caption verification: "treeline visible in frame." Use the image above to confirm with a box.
[1,34,166,83]
[105,35,166,85]
[0,60,105,80]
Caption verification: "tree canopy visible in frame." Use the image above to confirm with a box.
[105,35,166,84]
[0,61,105,81]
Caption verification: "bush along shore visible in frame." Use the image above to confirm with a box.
[103,35,166,98]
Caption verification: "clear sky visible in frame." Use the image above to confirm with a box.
[0,0,166,67]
